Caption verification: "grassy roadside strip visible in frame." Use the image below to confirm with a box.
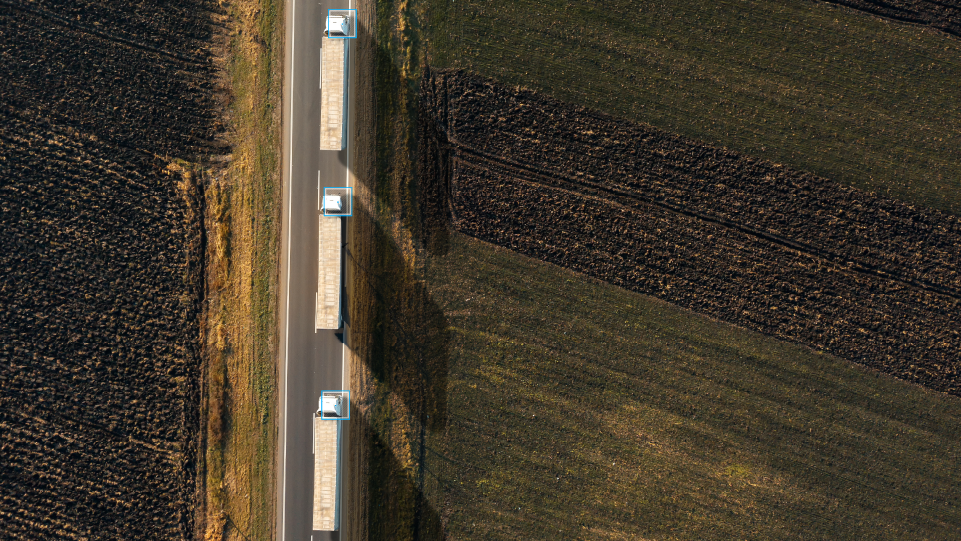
[201,0,283,539]
[343,0,377,539]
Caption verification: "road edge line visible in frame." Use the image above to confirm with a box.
[279,0,297,537]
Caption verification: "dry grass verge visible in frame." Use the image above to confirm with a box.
[201,0,283,539]
[344,0,378,539]
[345,0,451,538]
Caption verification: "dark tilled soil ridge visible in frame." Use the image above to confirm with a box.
[0,1,225,158]
[419,68,961,397]
[451,137,961,303]
[0,1,221,538]
[422,69,961,298]
[0,0,214,65]
[451,160,960,395]
[820,0,961,38]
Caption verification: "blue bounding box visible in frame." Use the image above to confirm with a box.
[323,186,353,217]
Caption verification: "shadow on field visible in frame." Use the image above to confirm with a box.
[349,202,450,432]
[346,193,450,538]
[353,404,445,541]
[416,66,451,257]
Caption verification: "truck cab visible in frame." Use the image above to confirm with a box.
[320,395,343,418]
[323,194,343,213]
[324,15,350,37]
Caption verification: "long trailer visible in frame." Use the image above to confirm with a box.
[313,415,342,531]
[316,214,342,330]
[319,21,348,151]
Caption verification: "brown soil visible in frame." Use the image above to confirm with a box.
[419,68,961,397]
[0,0,226,538]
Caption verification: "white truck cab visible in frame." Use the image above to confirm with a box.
[320,395,343,418]
[324,15,350,37]
[323,194,343,212]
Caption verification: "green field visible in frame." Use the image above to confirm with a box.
[359,0,961,538]
[424,0,961,215]
[420,234,961,540]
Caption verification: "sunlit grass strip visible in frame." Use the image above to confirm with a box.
[425,0,961,215]
[424,234,961,539]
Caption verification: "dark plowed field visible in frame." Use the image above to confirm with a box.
[823,0,961,37]
[419,68,961,397]
[0,0,222,538]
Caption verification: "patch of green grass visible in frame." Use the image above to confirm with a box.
[359,1,961,538]
[421,233,961,540]
[424,0,961,215]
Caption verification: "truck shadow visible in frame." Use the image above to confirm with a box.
[343,15,450,534]
[347,202,450,433]
[350,407,445,541]
[337,7,371,170]
[344,198,450,538]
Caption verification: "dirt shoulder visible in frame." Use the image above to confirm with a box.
[344,0,377,538]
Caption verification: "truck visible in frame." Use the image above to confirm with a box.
[313,403,343,531]
[320,14,349,151]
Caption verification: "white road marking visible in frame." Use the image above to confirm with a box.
[280,0,297,538]
[317,171,321,210]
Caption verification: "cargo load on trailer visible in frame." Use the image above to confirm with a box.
[316,213,342,330]
[320,15,349,151]
[313,411,342,531]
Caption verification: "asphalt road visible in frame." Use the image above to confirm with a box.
[277,0,355,538]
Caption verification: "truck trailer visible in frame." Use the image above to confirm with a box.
[313,413,342,531]
[320,15,349,151]
[316,212,342,330]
